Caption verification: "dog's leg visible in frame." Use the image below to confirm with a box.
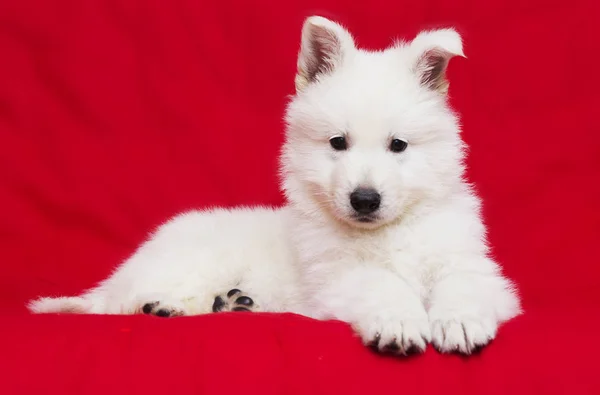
[310,265,431,356]
[428,261,522,354]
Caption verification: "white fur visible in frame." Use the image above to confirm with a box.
[29,207,302,315]
[28,16,521,355]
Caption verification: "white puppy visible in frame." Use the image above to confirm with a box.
[29,16,521,355]
[284,17,521,354]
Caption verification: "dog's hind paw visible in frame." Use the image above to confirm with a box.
[212,289,257,313]
[141,300,186,317]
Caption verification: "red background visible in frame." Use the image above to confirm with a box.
[1,0,598,394]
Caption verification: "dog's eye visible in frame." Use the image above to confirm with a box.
[329,136,347,151]
[389,138,408,153]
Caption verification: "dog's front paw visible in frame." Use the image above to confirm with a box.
[429,314,497,354]
[355,308,431,356]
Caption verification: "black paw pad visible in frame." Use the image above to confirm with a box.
[155,309,171,317]
[368,334,381,351]
[470,344,485,354]
[232,307,250,312]
[227,289,241,298]
[212,296,225,313]
[142,302,158,314]
[382,341,400,353]
[235,296,253,306]
[405,344,422,356]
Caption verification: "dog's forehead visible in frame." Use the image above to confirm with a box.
[343,51,415,92]
[326,51,425,110]
[323,63,431,135]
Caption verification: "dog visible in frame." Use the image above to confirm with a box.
[28,16,521,356]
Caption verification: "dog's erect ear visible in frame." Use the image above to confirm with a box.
[409,28,465,95]
[295,16,355,92]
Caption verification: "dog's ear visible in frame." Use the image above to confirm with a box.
[409,28,465,95]
[295,16,355,92]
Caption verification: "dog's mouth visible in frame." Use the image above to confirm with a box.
[353,214,379,224]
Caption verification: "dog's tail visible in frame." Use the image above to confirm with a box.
[27,295,96,314]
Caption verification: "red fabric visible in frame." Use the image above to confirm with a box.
[0,0,598,393]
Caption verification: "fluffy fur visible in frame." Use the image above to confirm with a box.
[29,207,301,315]
[28,16,521,355]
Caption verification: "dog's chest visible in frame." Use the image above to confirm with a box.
[293,218,439,286]
[337,226,427,273]
[349,224,441,286]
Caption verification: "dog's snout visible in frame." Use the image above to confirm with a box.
[350,188,381,214]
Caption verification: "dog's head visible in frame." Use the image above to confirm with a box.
[281,16,467,229]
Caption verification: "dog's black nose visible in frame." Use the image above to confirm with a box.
[350,188,381,214]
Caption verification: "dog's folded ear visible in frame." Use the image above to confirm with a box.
[295,16,355,92]
[409,28,465,95]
